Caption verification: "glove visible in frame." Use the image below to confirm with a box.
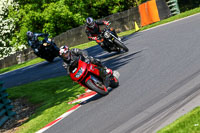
[92,37,97,40]
[85,56,92,64]
[88,56,102,66]
[85,58,90,64]
[89,37,97,41]
[104,21,111,26]
[88,56,94,62]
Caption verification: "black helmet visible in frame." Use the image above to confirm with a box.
[26,31,34,39]
[86,17,95,29]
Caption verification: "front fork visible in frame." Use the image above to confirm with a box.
[111,30,118,38]
[109,31,123,44]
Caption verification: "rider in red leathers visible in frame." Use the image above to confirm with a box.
[85,17,119,52]
[59,45,108,75]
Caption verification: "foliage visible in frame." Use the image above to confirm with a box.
[0,0,25,59]
[178,0,200,12]
[2,0,139,59]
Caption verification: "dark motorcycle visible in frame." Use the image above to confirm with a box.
[98,26,129,53]
[37,37,60,62]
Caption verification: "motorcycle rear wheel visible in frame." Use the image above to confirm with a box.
[86,79,109,96]
[114,39,129,52]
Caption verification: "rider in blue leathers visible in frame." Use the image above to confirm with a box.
[26,31,49,56]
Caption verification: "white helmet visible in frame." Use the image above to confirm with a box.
[59,45,71,61]
[86,17,95,29]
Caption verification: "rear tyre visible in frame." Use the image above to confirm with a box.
[114,39,129,52]
[86,80,109,96]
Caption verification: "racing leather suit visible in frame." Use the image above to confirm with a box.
[27,33,49,56]
[62,48,106,73]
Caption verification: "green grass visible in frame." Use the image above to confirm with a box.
[71,41,97,49]
[157,106,200,133]
[7,76,85,133]
[1,7,199,74]
[0,58,45,74]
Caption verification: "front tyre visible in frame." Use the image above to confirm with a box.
[114,39,129,52]
[86,79,109,96]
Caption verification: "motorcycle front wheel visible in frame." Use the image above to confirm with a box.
[86,79,109,96]
[114,39,129,52]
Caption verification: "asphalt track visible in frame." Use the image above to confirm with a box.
[1,13,200,133]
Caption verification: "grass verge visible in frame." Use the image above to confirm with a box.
[7,76,85,133]
[1,7,200,74]
[157,106,200,133]
[0,58,45,74]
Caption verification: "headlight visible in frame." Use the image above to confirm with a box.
[104,31,110,38]
[75,67,83,78]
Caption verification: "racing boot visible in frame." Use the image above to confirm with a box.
[109,70,120,88]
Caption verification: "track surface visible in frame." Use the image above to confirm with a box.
[1,13,200,133]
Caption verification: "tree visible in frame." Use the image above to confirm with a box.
[178,0,200,12]
[0,0,23,59]
[1,0,140,59]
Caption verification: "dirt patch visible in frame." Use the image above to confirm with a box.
[0,98,38,133]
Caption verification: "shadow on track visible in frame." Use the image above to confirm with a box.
[121,31,141,42]
[80,87,116,105]
[103,50,143,70]
[85,31,141,58]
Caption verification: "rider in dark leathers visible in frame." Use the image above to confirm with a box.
[85,17,118,52]
[59,46,108,74]
[26,31,49,56]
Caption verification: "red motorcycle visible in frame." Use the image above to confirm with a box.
[69,56,119,95]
